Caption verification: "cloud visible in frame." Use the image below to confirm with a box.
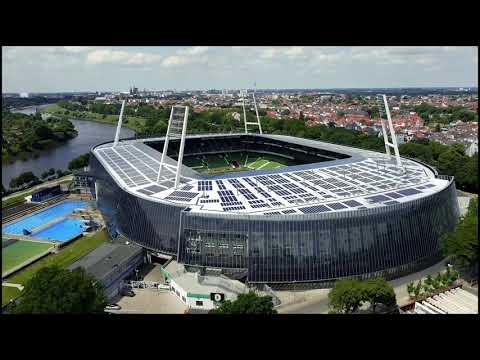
[161,47,210,67]
[85,49,162,65]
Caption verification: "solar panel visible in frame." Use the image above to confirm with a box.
[282,209,297,214]
[198,180,213,191]
[385,192,403,199]
[326,202,348,210]
[215,180,226,190]
[143,185,166,193]
[365,195,391,203]
[299,205,331,214]
[397,188,422,196]
[342,200,362,207]
[384,200,400,206]
[165,191,198,201]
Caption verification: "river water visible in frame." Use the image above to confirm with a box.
[3,106,135,188]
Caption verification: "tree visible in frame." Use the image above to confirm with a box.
[48,168,55,176]
[68,153,90,171]
[209,291,277,314]
[328,278,364,313]
[41,171,49,180]
[441,198,478,273]
[362,278,397,312]
[11,265,107,314]
[56,169,64,178]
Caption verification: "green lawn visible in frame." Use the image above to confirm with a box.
[4,229,109,287]
[2,193,27,208]
[2,241,53,274]
[2,287,21,306]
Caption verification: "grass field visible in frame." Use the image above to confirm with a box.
[1,229,109,305]
[184,152,290,175]
[2,241,53,274]
[2,287,21,306]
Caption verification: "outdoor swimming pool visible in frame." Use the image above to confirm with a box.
[33,218,86,242]
[2,200,90,237]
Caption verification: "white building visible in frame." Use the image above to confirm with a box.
[161,261,247,311]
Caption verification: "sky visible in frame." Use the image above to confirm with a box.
[2,46,478,93]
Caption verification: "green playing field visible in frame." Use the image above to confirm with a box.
[2,241,53,274]
[182,152,291,175]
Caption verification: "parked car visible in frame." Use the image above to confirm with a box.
[105,304,121,311]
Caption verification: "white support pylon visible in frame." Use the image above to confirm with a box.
[113,100,126,147]
[378,94,402,169]
[244,85,263,135]
[156,105,189,189]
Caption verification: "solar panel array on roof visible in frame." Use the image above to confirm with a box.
[397,188,422,196]
[299,205,331,214]
[143,184,166,194]
[385,192,403,199]
[216,180,226,190]
[326,202,348,210]
[198,180,212,191]
[365,194,391,203]
[384,200,400,206]
[343,199,363,207]
[164,191,199,202]
[96,141,437,215]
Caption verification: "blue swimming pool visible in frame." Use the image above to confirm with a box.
[2,200,89,236]
[33,218,86,242]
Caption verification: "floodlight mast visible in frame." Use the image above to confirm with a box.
[378,94,403,169]
[242,90,248,134]
[113,100,126,147]
[244,84,263,135]
[252,84,263,134]
[156,106,189,189]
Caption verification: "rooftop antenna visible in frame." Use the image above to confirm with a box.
[113,100,126,147]
[156,105,189,189]
[244,83,263,135]
[377,94,403,170]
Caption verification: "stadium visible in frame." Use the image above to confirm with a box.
[90,115,460,287]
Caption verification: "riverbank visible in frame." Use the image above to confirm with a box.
[41,103,144,133]
[2,119,135,189]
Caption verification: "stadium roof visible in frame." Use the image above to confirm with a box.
[92,133,450,216]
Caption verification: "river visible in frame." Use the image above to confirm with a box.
[3,106,135,188]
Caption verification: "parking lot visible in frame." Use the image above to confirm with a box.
[109,289,186,314]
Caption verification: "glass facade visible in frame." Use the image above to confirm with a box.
[91,153,460,285]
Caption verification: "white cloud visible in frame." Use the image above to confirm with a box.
[85,49,162,65]
[179,46,209,56]
[63,46,95,53]
[161,47,210,67]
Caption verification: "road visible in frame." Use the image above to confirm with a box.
[277,258,450,314]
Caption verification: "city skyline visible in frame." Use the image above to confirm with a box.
[2,46,478,93]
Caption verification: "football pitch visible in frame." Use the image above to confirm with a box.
[2,240,53,274]
[183,152,290,175]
